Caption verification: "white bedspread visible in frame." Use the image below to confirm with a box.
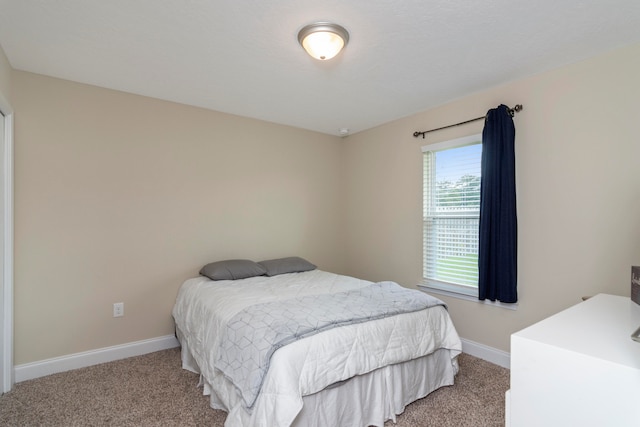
[172,270,462,427]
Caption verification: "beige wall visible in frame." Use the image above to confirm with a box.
[11,43,640,364]
[343,43,640,352]
[13,71,346,364]
[0,43,10,101]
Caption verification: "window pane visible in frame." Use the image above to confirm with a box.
[423,141,481,291]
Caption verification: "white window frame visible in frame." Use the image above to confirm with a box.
[420,134,481,299]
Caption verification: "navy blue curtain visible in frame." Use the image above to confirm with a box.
[478,104,517,303]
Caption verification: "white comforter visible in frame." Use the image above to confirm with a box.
[172,270,462,427]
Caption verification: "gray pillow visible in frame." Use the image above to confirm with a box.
[199,259,266,281]
[258,256,317,277]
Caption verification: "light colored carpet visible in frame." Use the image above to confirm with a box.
[0,348,509,426]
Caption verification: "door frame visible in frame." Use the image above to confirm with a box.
[0,92,14,394]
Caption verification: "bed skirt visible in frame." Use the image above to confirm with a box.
[291,348,458,427]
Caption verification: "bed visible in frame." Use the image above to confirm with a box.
[172,258,462,427]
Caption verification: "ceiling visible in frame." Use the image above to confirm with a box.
[1,1,639,136]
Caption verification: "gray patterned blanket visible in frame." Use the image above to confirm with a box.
[215,281,446,409]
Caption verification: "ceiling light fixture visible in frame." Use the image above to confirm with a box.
[298,22,349,60]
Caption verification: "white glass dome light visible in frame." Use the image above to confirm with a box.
[298,22,349,60]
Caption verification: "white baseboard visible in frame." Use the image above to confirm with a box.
[14,335,180,383]
[13,334,506,383]
[461,337,511,369]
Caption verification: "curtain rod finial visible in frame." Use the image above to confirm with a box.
[508,104,523,117]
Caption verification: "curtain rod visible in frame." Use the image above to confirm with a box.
[412,104,523,139]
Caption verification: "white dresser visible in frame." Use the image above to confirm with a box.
[507,294,640,427]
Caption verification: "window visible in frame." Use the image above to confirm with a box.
[422,134,482,297]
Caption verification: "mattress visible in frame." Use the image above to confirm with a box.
[173,269,462,427]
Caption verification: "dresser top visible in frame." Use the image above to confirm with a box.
[513,294,640,369]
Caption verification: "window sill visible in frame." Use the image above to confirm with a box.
[417,284,518,311]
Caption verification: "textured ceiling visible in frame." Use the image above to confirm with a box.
[1,0,639,136]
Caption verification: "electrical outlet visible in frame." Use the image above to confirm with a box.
[113,302,124,317]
